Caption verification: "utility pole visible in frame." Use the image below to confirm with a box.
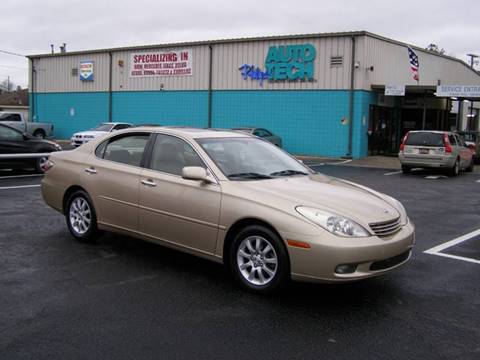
[7,76,10,92]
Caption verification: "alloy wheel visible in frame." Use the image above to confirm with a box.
[236,235,278,286]
[69,197,92,235]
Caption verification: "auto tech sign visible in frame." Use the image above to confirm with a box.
[129,49,193,77]
[79,61,94,81]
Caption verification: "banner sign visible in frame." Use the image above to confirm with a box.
[385,84,405,96]
[436,85,480,98]
[79,61,94,81]
[239,43,316,86]
[129,49,193,77]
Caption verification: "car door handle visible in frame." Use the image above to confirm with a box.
[141,179,157,187]
[84,167,97,174]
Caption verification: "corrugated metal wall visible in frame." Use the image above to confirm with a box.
[361,36,480,88]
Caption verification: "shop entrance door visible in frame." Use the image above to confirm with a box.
[368,106,398,155]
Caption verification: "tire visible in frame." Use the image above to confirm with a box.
[65,190,99,242]
[449,158,460,177]
[35,156,49,173]
[230,225,289,294]
[33,129,46,139]
[401,165,411,174]
[466,157,474,173]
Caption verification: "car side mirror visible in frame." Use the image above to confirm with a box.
[182,166,212,182]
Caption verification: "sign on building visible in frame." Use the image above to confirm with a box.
[385,84,405,96]
[436,85,480,98]
[79,61,94,81]
[129,49,193,77]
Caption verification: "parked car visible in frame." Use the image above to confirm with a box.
[399,130,475,175]
[71,122,132,147]
[456,131,479,163]
[0,111,54,138]
[0,123,62,173]
[42,126,414,293]
[232,127,283,147]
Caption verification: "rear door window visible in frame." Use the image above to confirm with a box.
[448,135,457,146]
[405,132,444,147]
[101,134,150,167]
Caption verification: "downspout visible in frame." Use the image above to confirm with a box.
[108,52,113,122]
[347,36,356,158]
[207,44,213,128]
[31,59,36,122]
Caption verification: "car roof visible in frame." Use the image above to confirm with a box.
[99,122,132,126]
[129,126,251,139]
[407,130,448,134]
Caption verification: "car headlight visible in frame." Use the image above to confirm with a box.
[383,195,408,225]
[295,206,370,237]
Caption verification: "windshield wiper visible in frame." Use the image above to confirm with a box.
[228,172,273,180]
[270,169,309,177]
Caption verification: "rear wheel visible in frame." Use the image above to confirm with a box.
[466,157,475,173]
[230,225,289,294]
[449,158,460,177]
[65,190,99,242]
[401,165,411,174]
[33,129,46,139]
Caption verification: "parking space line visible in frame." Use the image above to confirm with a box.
[0,185,41,190]
[384,171,402,176]
[0,174,44,180]
[424,228,480,264]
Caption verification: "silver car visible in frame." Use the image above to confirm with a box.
[232,127,283,148]
[399,130,475,176]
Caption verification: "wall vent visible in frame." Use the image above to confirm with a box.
[71,68,78,76]
[330,56,343,67]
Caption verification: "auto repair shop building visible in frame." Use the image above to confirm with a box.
[28,31,480,158]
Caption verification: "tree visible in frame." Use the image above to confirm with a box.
[0,78,16,92]
[426,43,446,55]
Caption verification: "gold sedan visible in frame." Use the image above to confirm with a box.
[42,127,415,293]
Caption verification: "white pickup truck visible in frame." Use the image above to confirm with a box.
[0,111,54,138]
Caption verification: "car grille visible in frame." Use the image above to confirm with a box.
[369,217,401,237]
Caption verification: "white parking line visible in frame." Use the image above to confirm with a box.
[424,228,480,264]
[334,159,353,165]
[424,175,449,180]
[384,171,402,176]
[0,185,41,190]
[0,174,44,180]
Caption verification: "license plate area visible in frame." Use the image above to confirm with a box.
[419,148,429,154]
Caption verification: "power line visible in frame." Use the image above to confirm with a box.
[0,49,25,57]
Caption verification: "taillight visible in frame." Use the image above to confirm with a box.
[43,159,55,172]
[399,133,409,152]
[443,133,452,154]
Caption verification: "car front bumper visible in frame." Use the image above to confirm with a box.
[282,221,415,283]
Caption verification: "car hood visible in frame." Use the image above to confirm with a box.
[229,174,400,226]
[72,131,107,137]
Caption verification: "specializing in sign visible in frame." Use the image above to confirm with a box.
[385,84,405,96]
[436,85,480,98]
[79,61,94,81]
[239,43,316,86]
[130,49,192,77]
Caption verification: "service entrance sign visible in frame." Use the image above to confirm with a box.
[436,85,480,98]
[129,49,193,77]
[385,85,405,96]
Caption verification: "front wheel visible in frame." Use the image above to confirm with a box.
[230,225,289,294]
[33,129,46,139]
[35,156,48,173]
[466,157,475,173]
[65,190,99,242]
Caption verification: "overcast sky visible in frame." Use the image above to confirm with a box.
[2,0,480,88]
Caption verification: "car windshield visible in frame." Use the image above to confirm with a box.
[405,132,444,147]
[92,123,114,132]
[197,137,312,180]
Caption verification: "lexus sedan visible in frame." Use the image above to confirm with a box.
[42,127,414,293]
[0,123,62,173]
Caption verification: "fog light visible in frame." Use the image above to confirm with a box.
[335,264,357,274]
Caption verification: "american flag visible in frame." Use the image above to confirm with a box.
[407,47,419,82]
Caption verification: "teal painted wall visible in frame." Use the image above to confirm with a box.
[31,90,376,158]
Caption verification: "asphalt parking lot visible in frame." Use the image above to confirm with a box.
[1,164,479,360]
